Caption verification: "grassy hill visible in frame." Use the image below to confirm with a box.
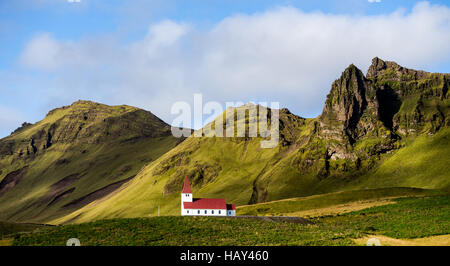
[0,101,182,223]
[10,195,450,246]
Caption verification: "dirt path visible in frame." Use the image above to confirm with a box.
[285,198,396,217]
[0,239,13,246]
[227,215,313,224]
[354,234,450,246]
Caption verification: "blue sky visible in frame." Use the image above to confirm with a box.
[1,0,450,137]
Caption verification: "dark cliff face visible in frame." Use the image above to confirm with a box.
[319,64,383,145]
[287,57,449,184]
[366,57,449,135]
[319,57,449,143]
[367,57,429,80]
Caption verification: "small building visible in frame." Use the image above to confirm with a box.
[181,176,236,216]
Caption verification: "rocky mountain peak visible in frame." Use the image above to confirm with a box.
[318,62,389,156]
[367,57,389,78]
[320,64,371,138]
[323,64,367,111]
[316,57,448,162]
[366,57,429,80]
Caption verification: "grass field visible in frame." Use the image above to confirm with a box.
[237,187,442,216]
[317,196,450,239]
[0,221,47,240]
[10,195,450,246]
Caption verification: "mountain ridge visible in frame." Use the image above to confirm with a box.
[1,57,448,224]
[47,57,450,224]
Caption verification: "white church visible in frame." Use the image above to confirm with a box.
[181,176,236,216]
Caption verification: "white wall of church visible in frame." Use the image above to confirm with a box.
[181,193,192,202]
[180,189,236,216]
[182,209,227,216]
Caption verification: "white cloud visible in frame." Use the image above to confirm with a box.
[19,33,122,71]
[16,1,450,129]
[148,20,189,48]
[20,33,61,70]
[368,0,381,3]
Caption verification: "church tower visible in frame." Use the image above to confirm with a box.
[181,176,193,203]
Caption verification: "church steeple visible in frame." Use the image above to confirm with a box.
[182,176,192,194]
[181,176,193,203]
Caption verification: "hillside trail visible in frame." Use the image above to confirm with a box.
[353,234,450,246]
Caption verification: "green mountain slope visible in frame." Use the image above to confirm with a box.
[52,58,450,224]
[0,101,182,223]
[346,128,450,191]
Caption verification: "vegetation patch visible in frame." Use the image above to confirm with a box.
[12,195,449,246]
[0,221,48,239]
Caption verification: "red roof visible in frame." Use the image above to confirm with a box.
[182,176,192,193]
[183,198,227,210]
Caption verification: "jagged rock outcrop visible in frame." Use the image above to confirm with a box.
[367,57,449,135]
[319,64,385,146]
[367,57,429,80]
[319,57,449,153]
[292,57,448,181]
